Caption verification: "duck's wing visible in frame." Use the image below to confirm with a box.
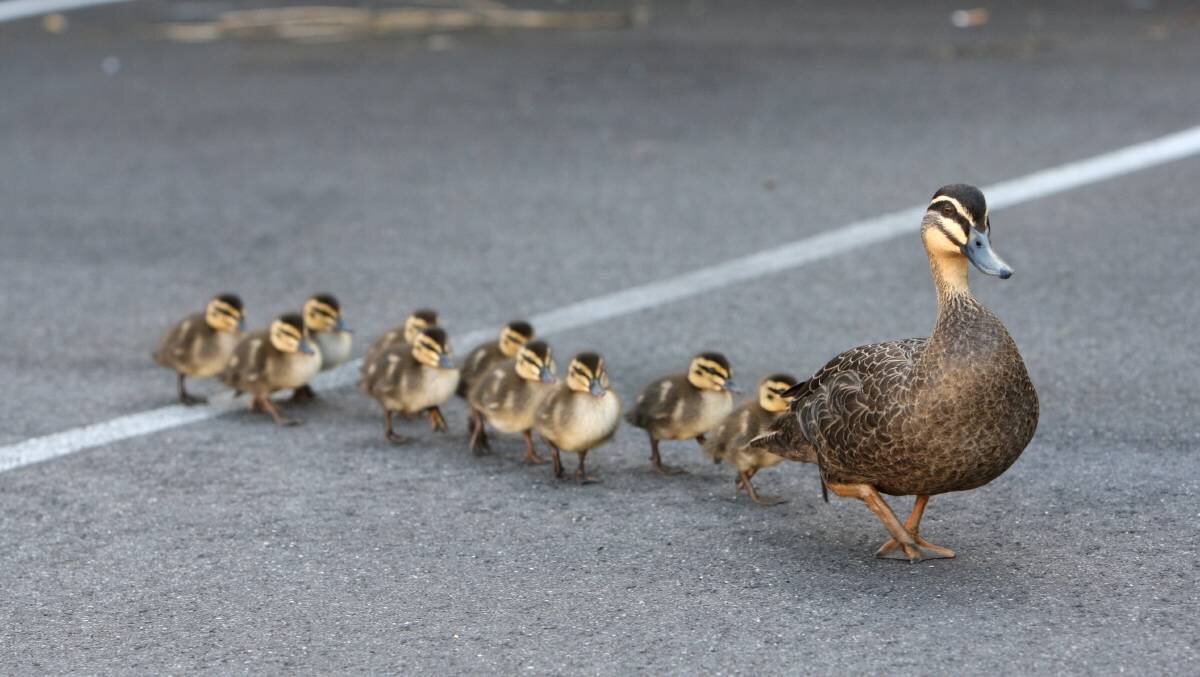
[757,338,926,463]
[152,312,208,368]
[219,331,271,392]
[625,374,689,428]
[457,342,501,397]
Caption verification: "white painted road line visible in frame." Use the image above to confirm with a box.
[0,0,135,23]
[3,125,1200,474]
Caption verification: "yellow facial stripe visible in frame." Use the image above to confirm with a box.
[210,301,241,318]
[693,358,729,379]
[927,196,975,227]
[305,301,338,318]
[273,323,302,340]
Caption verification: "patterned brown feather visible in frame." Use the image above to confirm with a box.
[764,296,1038,497]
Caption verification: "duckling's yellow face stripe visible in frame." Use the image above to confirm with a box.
[269,321,305,353]
[758,379,794,413]
[303,299,341,332]
[205,299,243,333]
[688,357,731,391]
[403,315,431,344]
[499,328,530,357]
[566,357,608,393]
[515,346,554,381]
[412,334,451,367]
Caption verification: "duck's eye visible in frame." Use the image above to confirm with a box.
[941,204,954,216]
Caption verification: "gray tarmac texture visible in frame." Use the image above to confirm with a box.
[1,1,1198,673]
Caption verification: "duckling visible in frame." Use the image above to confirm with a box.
[363,326,460,444]
[704,374,800,506]
[534,352,621,484]
[626,352,739,475]
[359,308,439,393]
[291,293,352,401]
[152,293,245,405]
[758,184,1038,562]
[466,340,556,462]
[219,313,320,426]
[456,320,535,398]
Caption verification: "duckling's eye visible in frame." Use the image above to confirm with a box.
[940,204,954,216]
[572,367,588,378]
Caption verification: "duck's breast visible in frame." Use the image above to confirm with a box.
[883,348,1038,495]
[315,331,353,370]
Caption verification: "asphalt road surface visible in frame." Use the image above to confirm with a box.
[2,1,1198,673]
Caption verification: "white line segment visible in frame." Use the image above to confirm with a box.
[0,0,135,23]
[3,125,1200,474]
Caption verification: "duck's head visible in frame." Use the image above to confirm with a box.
[515,340,556,383]
[204,293,245,333]
[687,352,740,393]
[303,293,349,333]
[411,326,454,369]
[921,184,1012,279]
[270,313,315,355]
[566,352,610,397]
[498,320,535,357]
[757,373,799,413]
[403,308,439,344]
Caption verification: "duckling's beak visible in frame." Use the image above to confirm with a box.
[589,379,606,397]
[335,316,349,332]
[539,367,555,383]
[237,317,247,332]
[724,379,743,394]
[438,354,453,369]
[298,338,316,355]
[963,229,1013,279]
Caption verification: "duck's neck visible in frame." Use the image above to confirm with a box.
[928,249,977,332]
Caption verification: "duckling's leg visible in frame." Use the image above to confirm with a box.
[550,444,564,479]
[177,374,207,406]
[575,450,600,484]
[426,406,448,433]
[873,495,956,561]
[521,430,546,464]
[255,395,301,427]
[649,435,687,475]
[469,410,491,455]
[290,385,316,402]
[826,483,946,563]
[739,468,786,506]
[385,410,409,445]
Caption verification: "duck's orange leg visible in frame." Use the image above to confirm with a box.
[826,483,952,563]
[873,495,956,561]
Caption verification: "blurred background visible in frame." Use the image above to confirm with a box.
[1,1,1198,673]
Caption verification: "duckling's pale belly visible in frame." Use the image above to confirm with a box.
[486,382,555,433]
[314,331,353,370]
[544,391,621,453]
[667,390,732,440]
[267,351,322,391]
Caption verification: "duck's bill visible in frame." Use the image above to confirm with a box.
[723,380,743,394]
[438,355,453,369]
[335,317,350,332]
[539,368,555,383]
[963,230,1013,279]
[237,317,247,331]
[589,379,605,397]
[298,339,316,355]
